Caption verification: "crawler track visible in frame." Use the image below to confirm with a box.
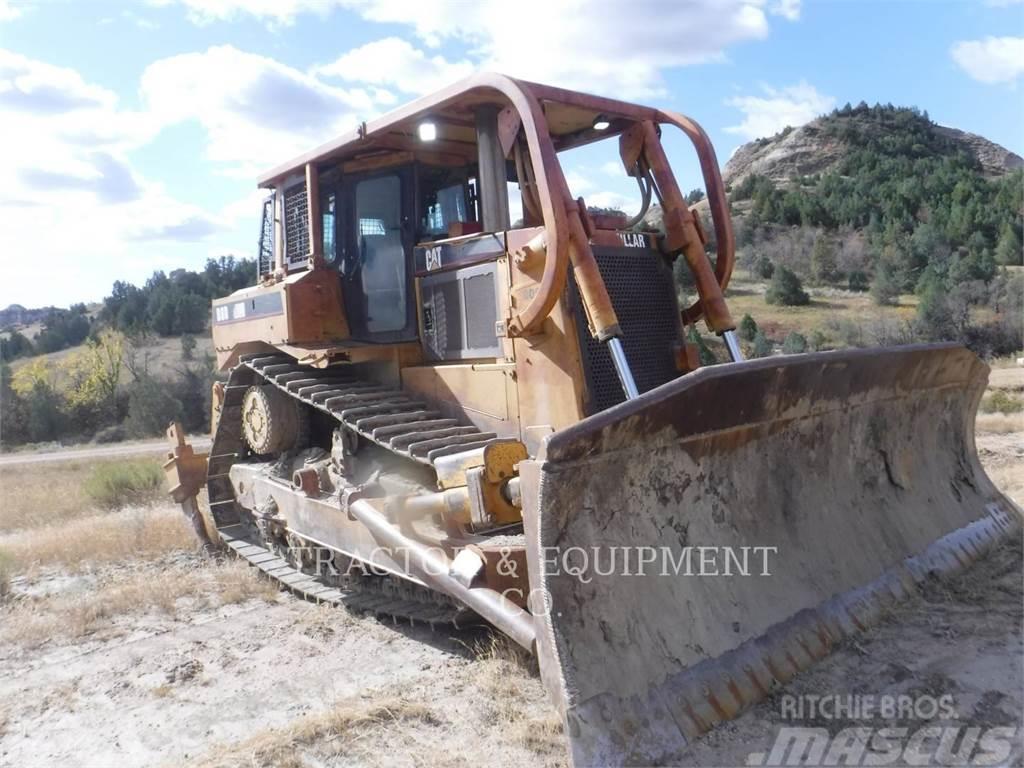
[205,352,500,628]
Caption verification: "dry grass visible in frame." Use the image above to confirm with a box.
[0,454,166,533]
[83,459,165,509]
[986,463,1024,507]
[0,504,196,573]
[0,550,10,600]
[723,274,919,340]
[976,412,1024,434]
[469,634,543,727]
[0,560,277,648]
[194,695,439,768]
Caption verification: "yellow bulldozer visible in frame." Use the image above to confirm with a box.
[165,73,1021,766]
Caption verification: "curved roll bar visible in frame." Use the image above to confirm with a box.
[658,112,736,326]
[493,76,736,337]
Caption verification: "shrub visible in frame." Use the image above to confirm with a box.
[738,314,759,342]
[782,331,808,354]
[811,236,840,284]
[871,261,901,306]
[752,331,773,358]
[765,266,810,306]
[181,334,196,361]
[126,375,183,437]
[848,270,870,292]
[756,255,775,280]
[810,329,828,351]
[93,424,126,444]
[83,460,165,509]
[980,391,1023,415]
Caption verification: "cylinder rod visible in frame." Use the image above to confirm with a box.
[722,329,745,362]
[607,337,640,400]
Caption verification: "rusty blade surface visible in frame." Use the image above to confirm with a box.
[519,343,1022,767]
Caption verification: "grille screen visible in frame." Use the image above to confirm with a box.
[464,273,497,350]
[284,182,309,268]
[570,246,681,414]
[258,194,274,276]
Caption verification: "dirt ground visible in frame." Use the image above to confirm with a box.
[0,379,1022,767]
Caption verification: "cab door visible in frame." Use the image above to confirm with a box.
[338,167,417,343]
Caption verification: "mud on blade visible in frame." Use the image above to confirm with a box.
[519,343,1021,767]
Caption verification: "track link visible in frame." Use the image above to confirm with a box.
[242,353,498,464]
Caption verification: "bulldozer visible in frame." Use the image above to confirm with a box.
[164,73,1021,766]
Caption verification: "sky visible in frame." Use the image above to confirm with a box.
[1,0,1022,309]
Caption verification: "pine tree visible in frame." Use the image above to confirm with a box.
[765,267,810,306]
[810,235,840,284]
[738,314,759,342]
[752,332,773,358]
[995,223,1022,266]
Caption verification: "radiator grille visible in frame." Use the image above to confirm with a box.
[284,182,309,269]
[570,246,681,414]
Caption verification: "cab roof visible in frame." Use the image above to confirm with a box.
[256,72,659,189]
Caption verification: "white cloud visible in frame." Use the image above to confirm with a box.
[563,170,593,195]
[315,37,474,95]
[147,0,339,26]
[161,0,800,99]
[0,49,230,307]
[140,45,387,176]
[0,0,23,22]
[600,161,624,177]
[345,0,799,99]
[951,36,1024,85]
[725,80,834,140]
[770,0,800,21]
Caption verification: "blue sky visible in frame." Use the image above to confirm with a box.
[2,0,1022,308]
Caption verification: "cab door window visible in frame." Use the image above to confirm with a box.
[353,174,406,334]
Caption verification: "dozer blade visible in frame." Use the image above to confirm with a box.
[518,343,1021,767]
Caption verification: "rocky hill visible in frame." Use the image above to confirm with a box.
[0,304,55,330]
[723,107,1022,187]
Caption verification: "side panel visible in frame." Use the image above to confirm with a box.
[211,268,349,369]
[402,363,520,439]
[507,227,589,455]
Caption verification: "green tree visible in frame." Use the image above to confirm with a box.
[0,362,28,447]
[685,188,705,205]
[11,359,66,442]
[62,329,124,423]
[765,266,810,306]
[916,276,953,341]
[751,331,773,358]
[870,260,901,306]
[0,330,33,361]
[810,236,840,283]
[173,294,208,334]
[782,331,808,354]
[995,223,1022,266]
[847,271,870,292]
[810,329,827,351]
[738,313,759,342]
[126,375,183,437]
